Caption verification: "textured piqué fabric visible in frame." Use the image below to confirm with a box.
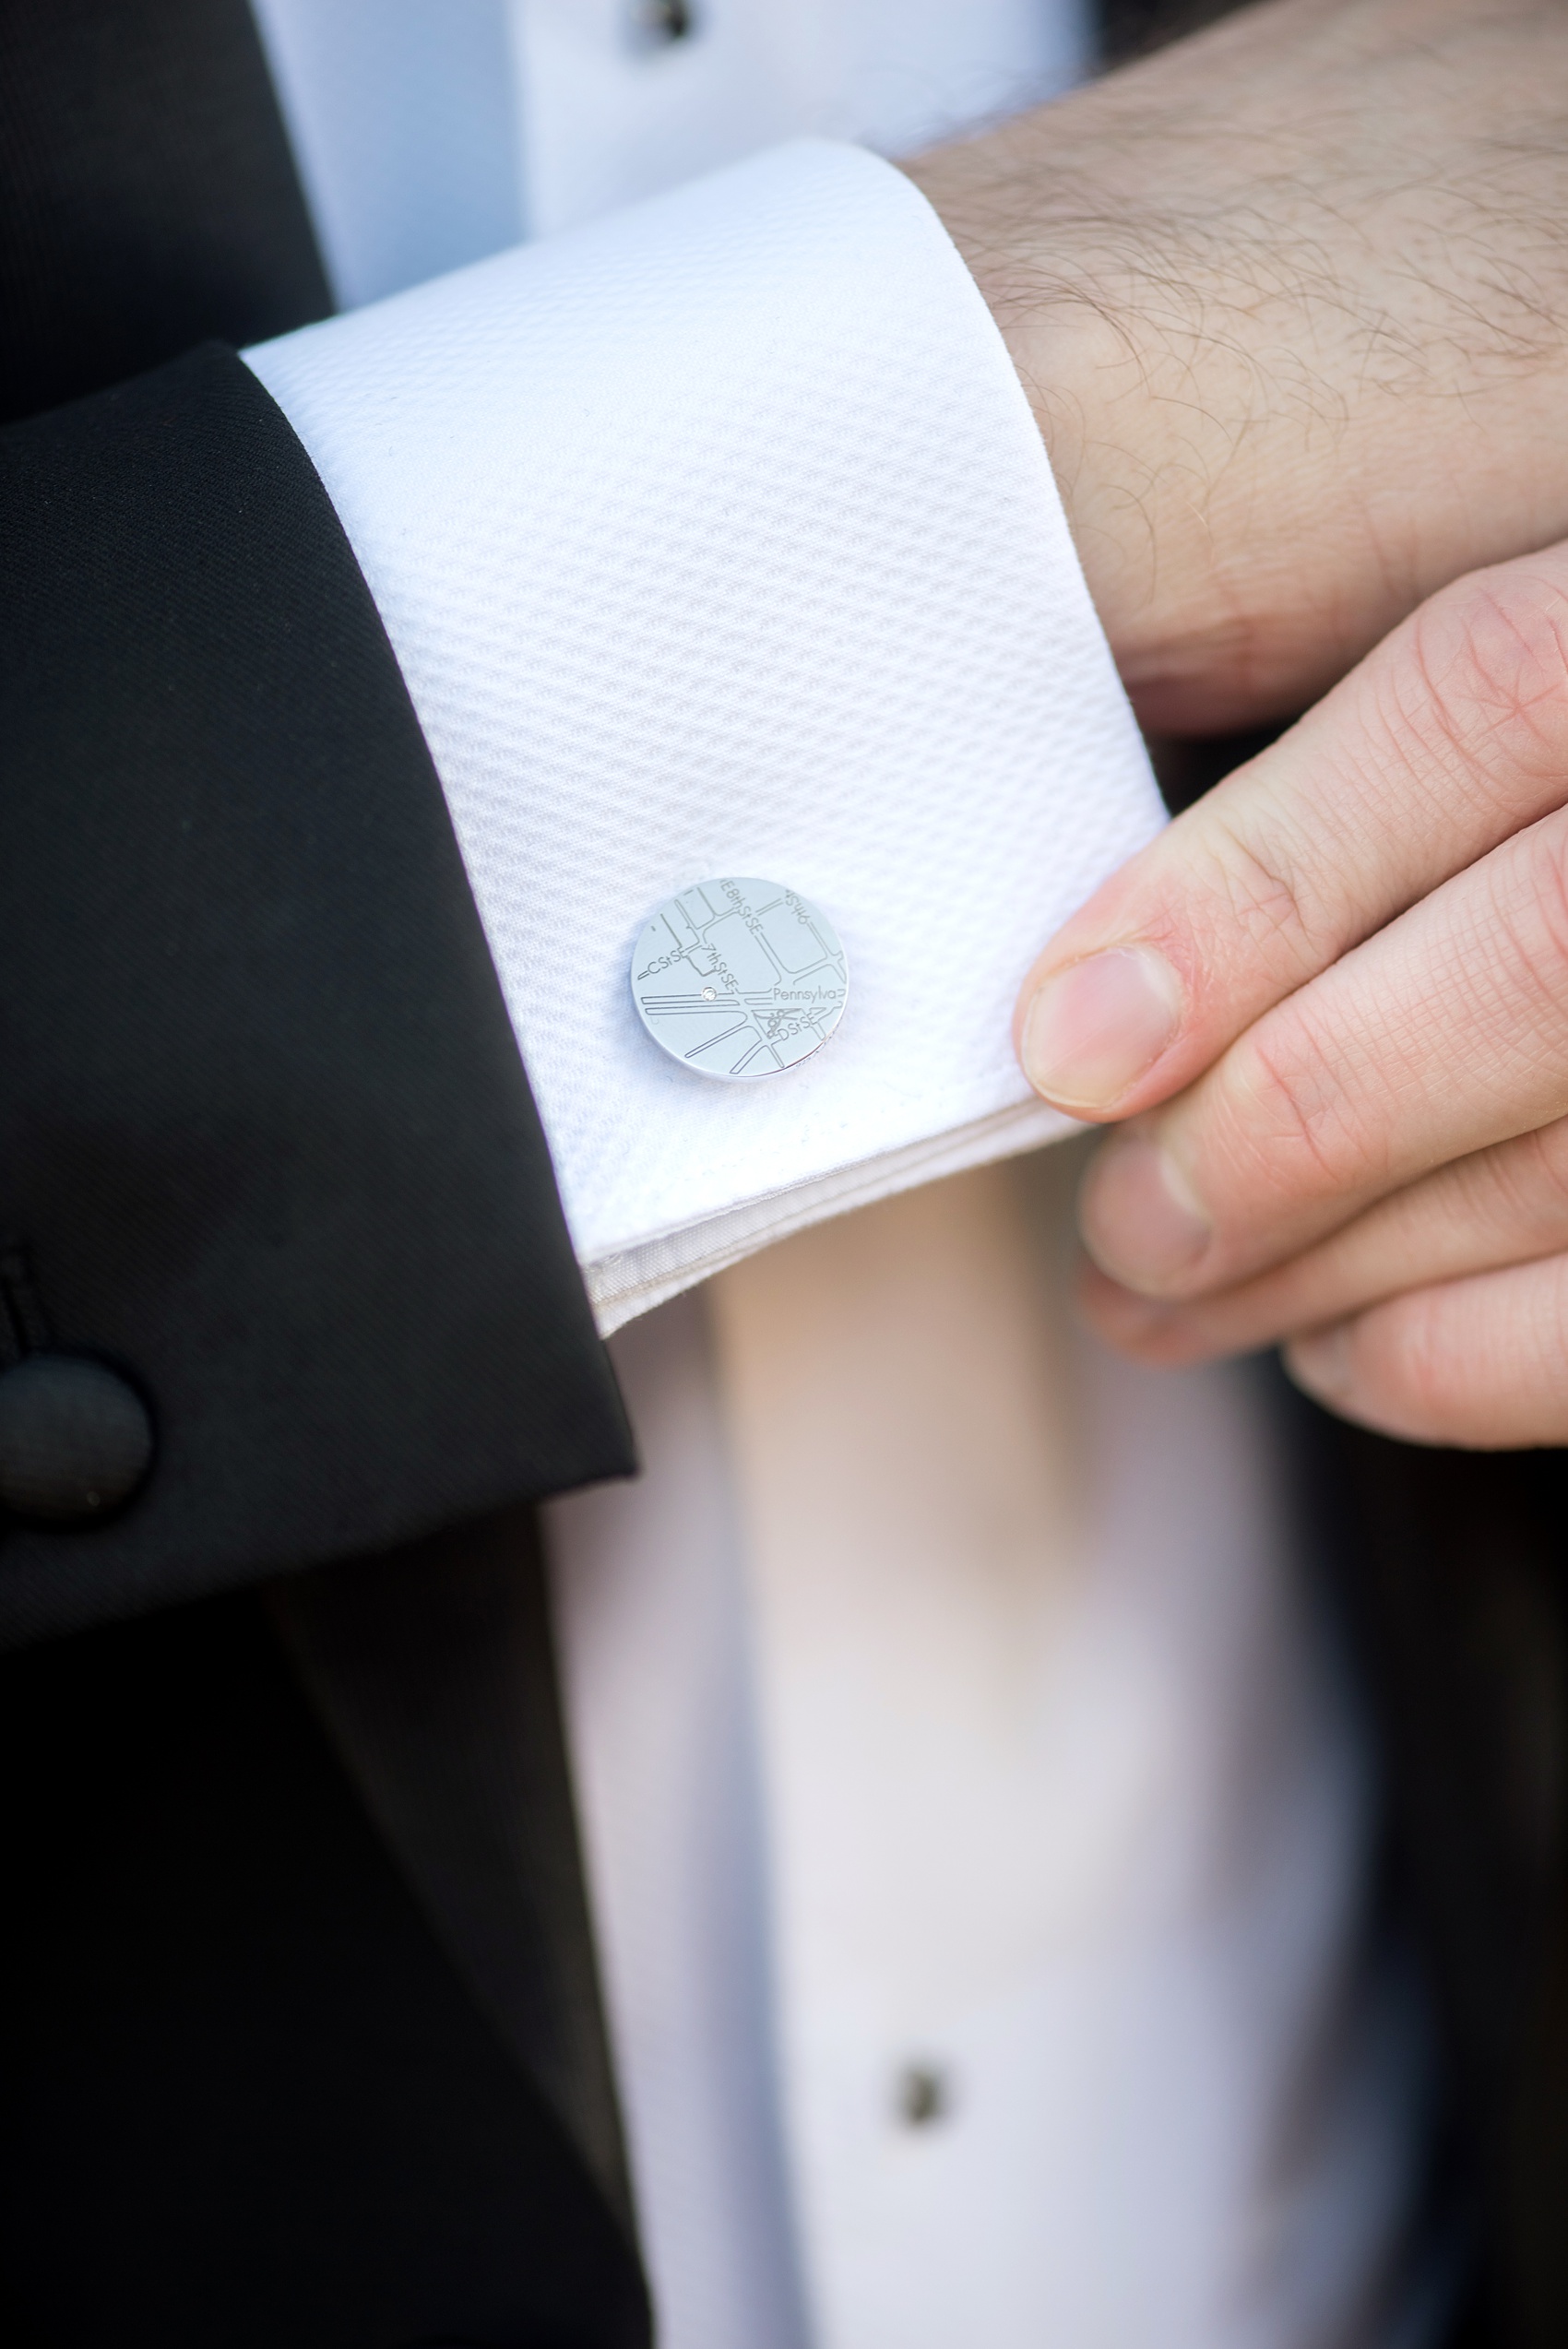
[0,345,632,1650]
[245,140,1166,1330]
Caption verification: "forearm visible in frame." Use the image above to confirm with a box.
[908,0,1568,733]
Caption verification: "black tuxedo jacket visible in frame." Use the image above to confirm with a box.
[1,2,1564,2342]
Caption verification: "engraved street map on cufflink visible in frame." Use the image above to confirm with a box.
[631,877,849,1080]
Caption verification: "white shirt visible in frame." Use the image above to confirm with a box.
[243,9,1437,2346]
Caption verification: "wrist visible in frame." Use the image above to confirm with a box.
[909,116,1361,737]
[906,0,1568,738]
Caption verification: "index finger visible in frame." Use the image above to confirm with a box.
[1013,546,1568,1119]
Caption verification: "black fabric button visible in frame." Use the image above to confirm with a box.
[0,1354,154,1525]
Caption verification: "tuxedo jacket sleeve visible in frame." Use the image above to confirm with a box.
[0,0,633,1654]
[0,8,647,2344]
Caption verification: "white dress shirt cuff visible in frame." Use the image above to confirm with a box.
[244,139,1164,1333]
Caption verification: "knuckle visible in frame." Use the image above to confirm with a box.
[1474,815,1568,1038]
[1376,1289,1464,1424]
[1217,815,1323,954]
[1522,1118,1568,1216]
[1400,564,1568,810]
[1515,817,1568,973]
[1348,1287,1480,1441]
[1477,1121,1568,1237]
[1360,1263,1568,1448]
[1172,802,1338,1000]
[1226,1005,1376,1199]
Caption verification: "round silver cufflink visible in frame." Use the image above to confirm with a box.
[630,876,848,1080]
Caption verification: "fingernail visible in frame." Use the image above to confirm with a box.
[1020,948,1183,1110]
[1078,1131,1211,1292]
[1285,1324,1353,1403]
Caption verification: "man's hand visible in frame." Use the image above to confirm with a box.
[909,0,1568,734]
[913,0,1568,1443]
[1013,540,1568,1447]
